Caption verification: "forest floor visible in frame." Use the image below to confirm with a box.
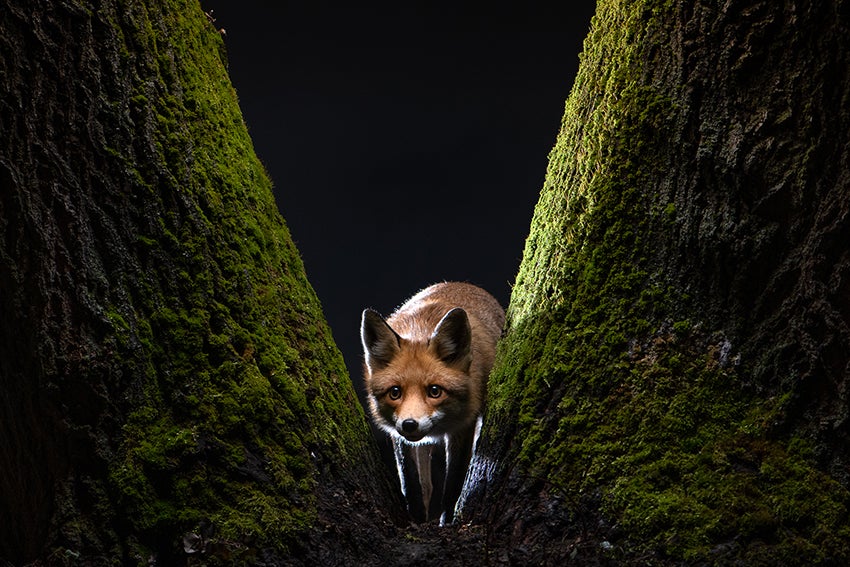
[292,480,622,567]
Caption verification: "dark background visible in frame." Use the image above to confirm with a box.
[197,3,597,392]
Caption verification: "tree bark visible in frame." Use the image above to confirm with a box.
[467,0,850,563]
[6,0,850,565]
[0,0,398,563]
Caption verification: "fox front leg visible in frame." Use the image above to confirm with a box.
[396,439,431,522]
[441,430,475,525]
[411,443,434,522]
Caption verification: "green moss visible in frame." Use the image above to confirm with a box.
[72,0,380,558]
[487,0,850,562]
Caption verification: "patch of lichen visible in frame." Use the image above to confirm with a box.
[83,0,376,559]
[486,0,850,562]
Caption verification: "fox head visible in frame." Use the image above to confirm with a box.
[361,307,475,443]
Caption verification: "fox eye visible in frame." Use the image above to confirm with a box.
[426,385,443,398]
[388,386,402,400]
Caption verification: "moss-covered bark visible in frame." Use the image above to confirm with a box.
[7,0,850,564]
[0,0,397,563]
[468,0,850,563]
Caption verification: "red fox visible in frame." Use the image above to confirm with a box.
[360,282,505,524]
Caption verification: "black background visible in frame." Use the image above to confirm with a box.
[198,3,597,391]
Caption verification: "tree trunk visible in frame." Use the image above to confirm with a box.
[467,0,850,563]
[0,0,398,563]
[6,0,850,565]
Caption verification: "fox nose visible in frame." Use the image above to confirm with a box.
[401,419,418,433]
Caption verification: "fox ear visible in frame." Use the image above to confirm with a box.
[429,308,472,370]
[361,309,401,372]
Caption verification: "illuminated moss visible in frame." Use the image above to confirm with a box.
[63,0,380,559]
[484,0,850,562]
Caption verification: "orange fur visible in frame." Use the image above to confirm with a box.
[361,282,504,523]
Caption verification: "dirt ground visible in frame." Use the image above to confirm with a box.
[287,478,623,567]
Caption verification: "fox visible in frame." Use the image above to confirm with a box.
[360,282,505,524]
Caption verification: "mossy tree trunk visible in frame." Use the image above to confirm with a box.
[7,0,850,564]
[467,0,850,563]
[0,0,398,563]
